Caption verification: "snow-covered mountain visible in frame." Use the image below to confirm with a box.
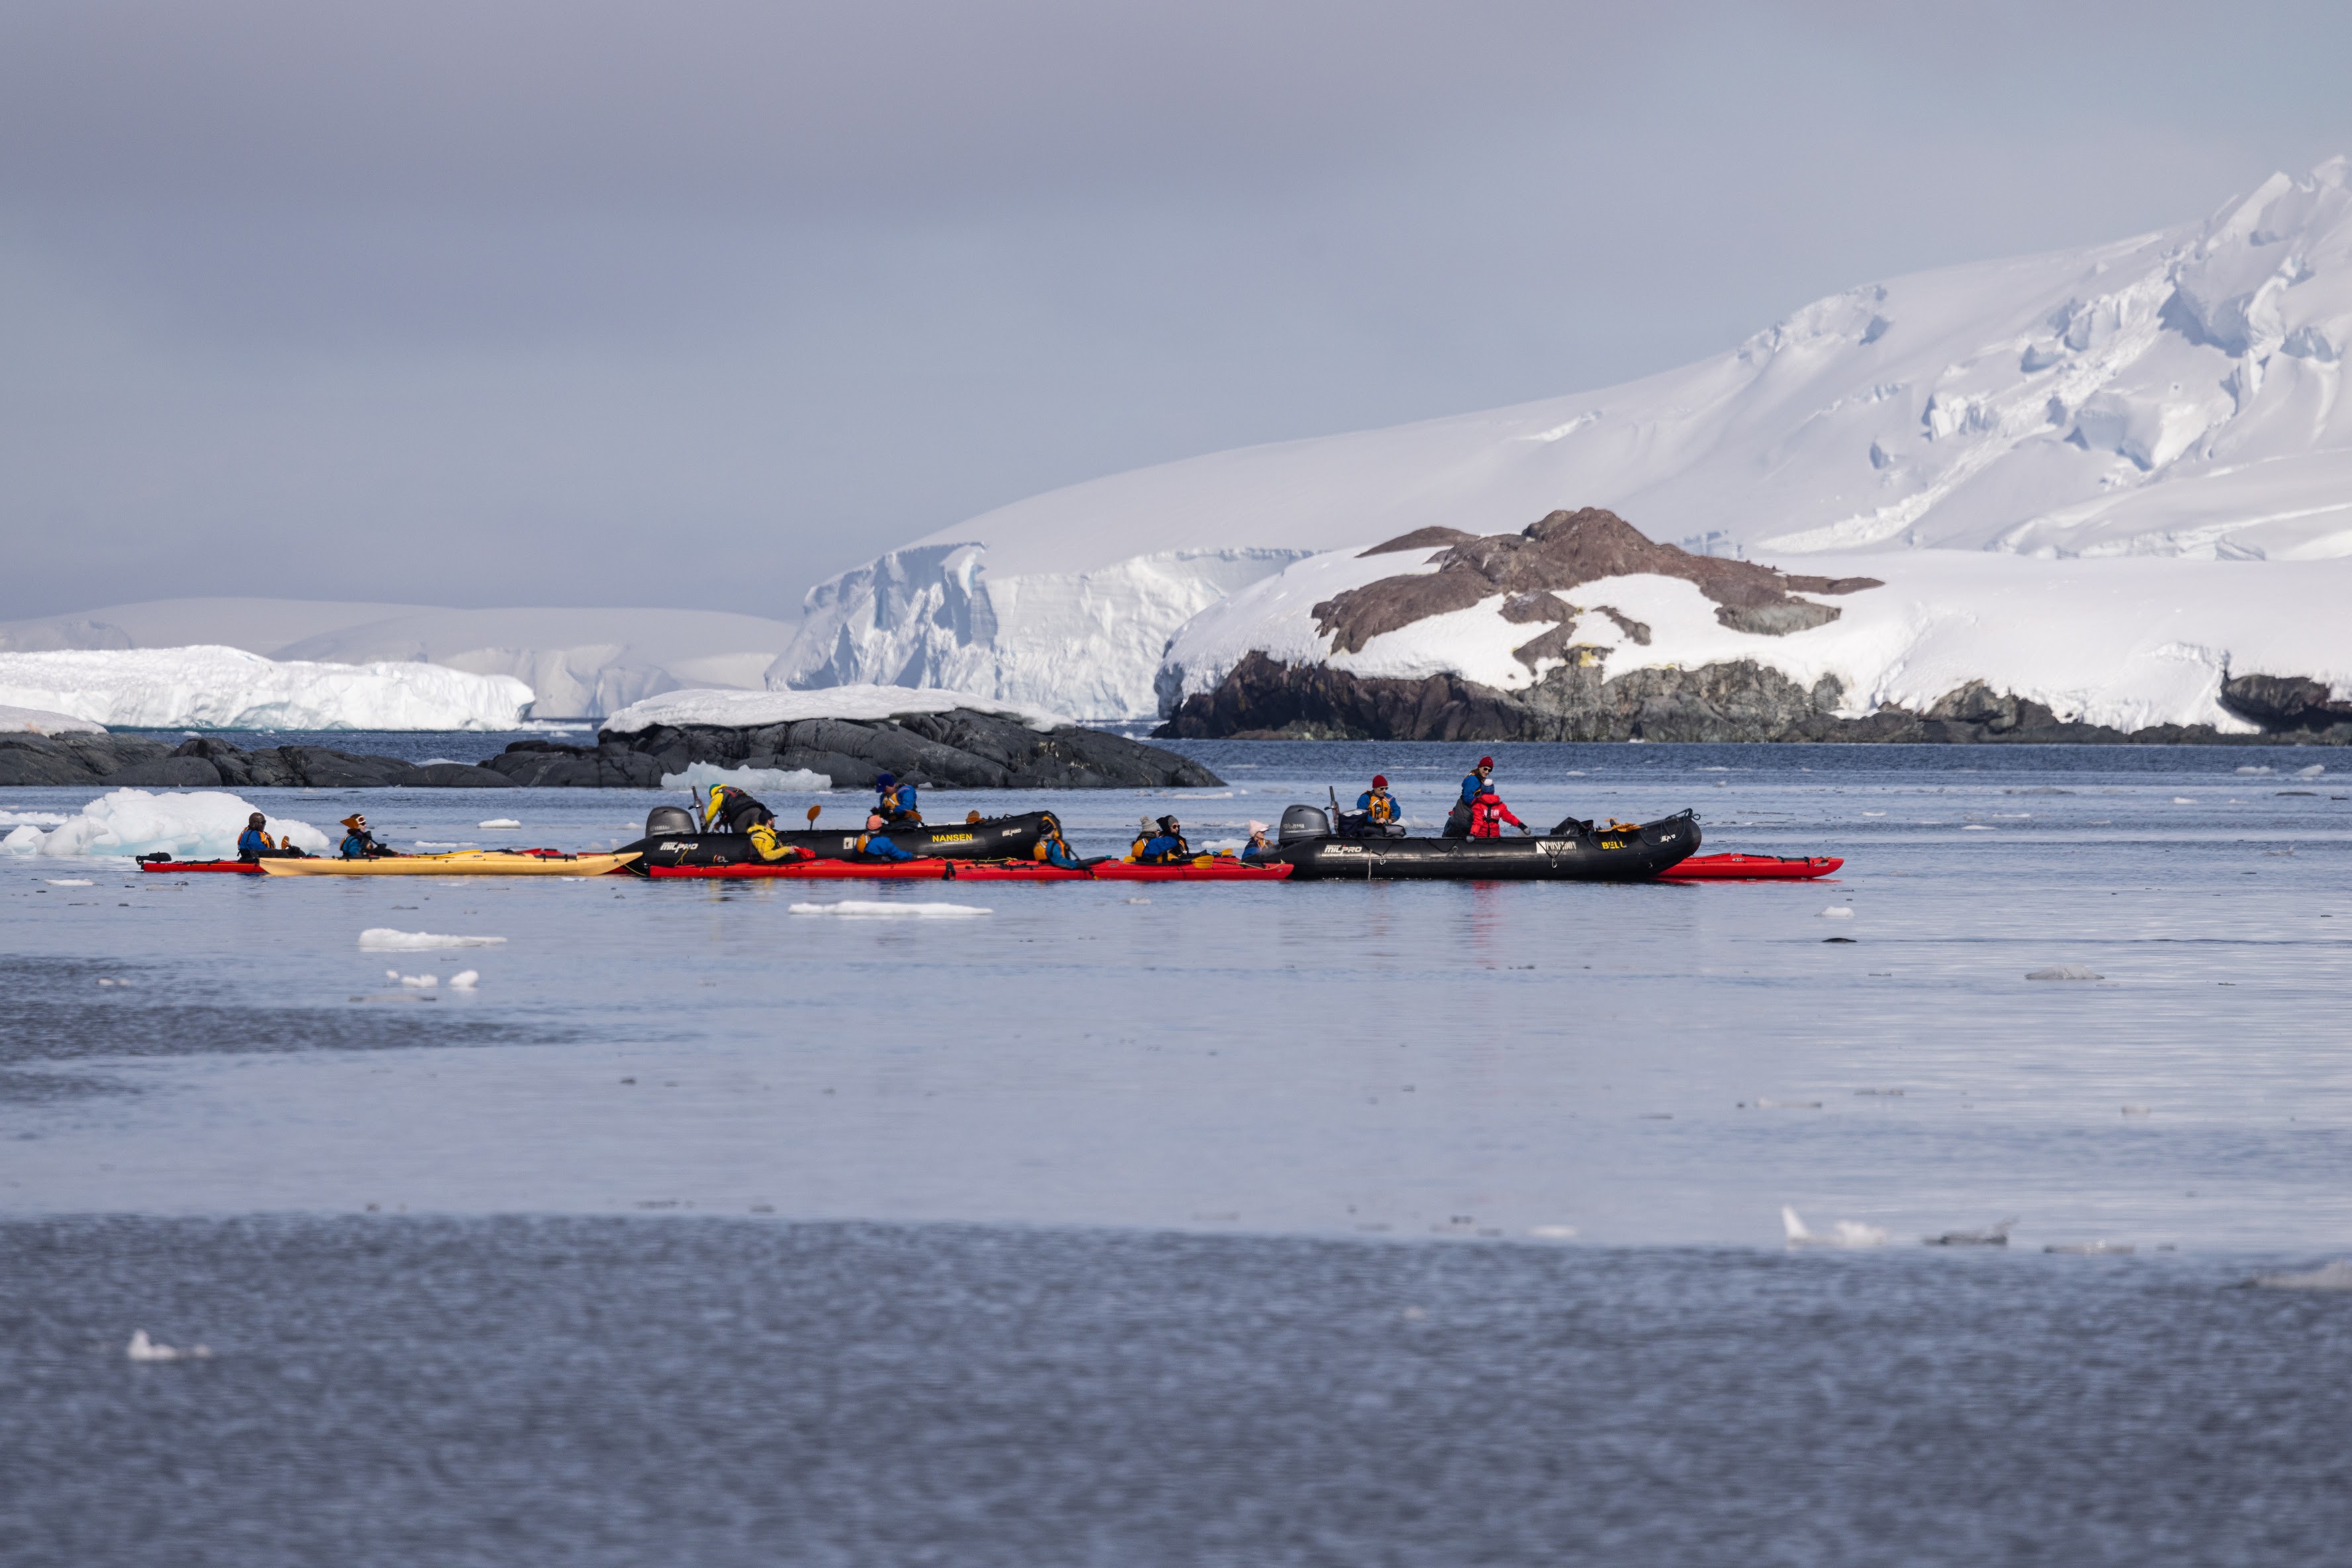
[0,600,801,719]
[780,157,2352,719]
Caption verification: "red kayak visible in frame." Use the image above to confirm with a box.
[138,859,261,875]
[956,859,1294,883]
[1656,853,1842,881]
[648,857,1294,883]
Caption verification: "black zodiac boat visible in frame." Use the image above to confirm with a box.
[1259,804,1701,881]
[613,806,1055,875]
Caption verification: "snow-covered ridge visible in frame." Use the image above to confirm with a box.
[0,647,533,730]
[601,683,1075,736]
[790,156,2352,719]
[1163,534,2352,735]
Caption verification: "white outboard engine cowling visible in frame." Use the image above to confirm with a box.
[1278,805,1332,844]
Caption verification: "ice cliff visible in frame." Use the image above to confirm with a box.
[787,157,2352,719]
[0,647,533,730]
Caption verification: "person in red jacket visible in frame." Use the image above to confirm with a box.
[1468,783,1529,838]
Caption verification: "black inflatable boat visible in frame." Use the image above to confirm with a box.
[1260,805,1701,882]
[613,806,1056,874]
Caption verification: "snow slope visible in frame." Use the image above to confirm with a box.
[0,600,801,719]
[603,683,1073,736]
[0,648,533,730]
[784,157,2352,717]
[0,704,105,736]
[1163,544,2352,734]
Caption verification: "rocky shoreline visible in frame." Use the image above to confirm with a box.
[1154,652,2352,746]
[0,709,1222,789]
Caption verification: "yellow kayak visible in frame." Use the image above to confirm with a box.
[257,851,639,877]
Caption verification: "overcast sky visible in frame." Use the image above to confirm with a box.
[3,0,2347,621]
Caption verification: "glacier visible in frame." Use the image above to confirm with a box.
[0,703,105,736]
[784,157,2352,719]
[0,647,533,730]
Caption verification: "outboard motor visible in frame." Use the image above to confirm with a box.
[645,805,697,839]
[1278,804,1333,844]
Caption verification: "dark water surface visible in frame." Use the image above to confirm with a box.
[7,1215,2349,1568]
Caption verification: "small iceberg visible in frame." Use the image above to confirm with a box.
[2025,965,2103,981]
[478,818,522,829]
[2251,1260,2352,1291]
[1923,1218,2015,1246]
[359,929,508,950]
[126,1329,210,1362]
[2296,763,2326,779]
[1783,1206,1887,1248]
[1819,906,1854,920]
[450,970,479,990]
[787,902,991,918]
[2043,1241,2134,1256]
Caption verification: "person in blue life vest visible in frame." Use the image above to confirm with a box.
[1134,815,1193,865]
[1443,757,1496,838]
[236,812,279,861]
[874,773,921,824]
[1032,816,1086,870]
[338,814,396,859]
[1239,821,1273,863]
[1357,775,1400,824]
[857,806,917,861]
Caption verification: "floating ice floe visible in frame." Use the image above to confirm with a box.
[2237,765,2275,775]
[126,1330,210,1362]
[1924,1219,2016,1246]
[2298,763,2328,779]
[786,902,991,918]
[0,789,328,861]
[1819,906,1854,920]
[2251,1260,2352,1291]
[358,929,508,949]
[2044,1241,2135,1256]
[45,878,94,887]
[1782,1207,1887,1248]
[450,970,479,989]
[0,646,531,729]
[2026,965,2104,981]
[659,761,833,794]
[478,818,522,828]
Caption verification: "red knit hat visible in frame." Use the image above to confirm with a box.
[1476,756,1494,769]
[1371,774,1388,788]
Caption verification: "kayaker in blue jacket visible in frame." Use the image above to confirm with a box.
[236,813,277,861]
[338,813,394,859]
[1032,817,1086,870]
[1134,815,1192,865]
[858,807,917,861]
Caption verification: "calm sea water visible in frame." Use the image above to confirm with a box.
[4,739,2349,1563]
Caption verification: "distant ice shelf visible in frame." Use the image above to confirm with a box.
[0,646,533,730]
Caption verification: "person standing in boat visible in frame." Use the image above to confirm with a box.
[1467,782,1529,838]
[874,773,922,825]
[1444,757,1496,837]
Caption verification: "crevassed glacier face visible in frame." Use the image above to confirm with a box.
[769,545,1313,720]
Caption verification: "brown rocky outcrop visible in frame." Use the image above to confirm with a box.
[1311,507,1881,654]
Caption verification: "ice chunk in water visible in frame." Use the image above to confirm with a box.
[1819,906,1854,920]
[0,789,326,861]
[788,902,991,918]
[2252,1260,2352,1291]
[2298,763,2327,779]
[478,818,522,829]
[1782,1206,1887,1248]
[126,1330,210,1362]
[359,929,508,949]
[2025,965,2103,980]
[449,970,480,989]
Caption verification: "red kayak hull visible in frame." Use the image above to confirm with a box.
[138,860,261,874]
[1656,853,1842,881]
[647,858,1294,883]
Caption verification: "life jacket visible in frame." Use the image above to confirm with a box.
[237,827,275,859]
[877,781,921,822]
[1359,791,1398,824]
[1469,794,1523,838]
[705,785,775,833]
[339,830,371,859]
[1137,833,1191,865]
